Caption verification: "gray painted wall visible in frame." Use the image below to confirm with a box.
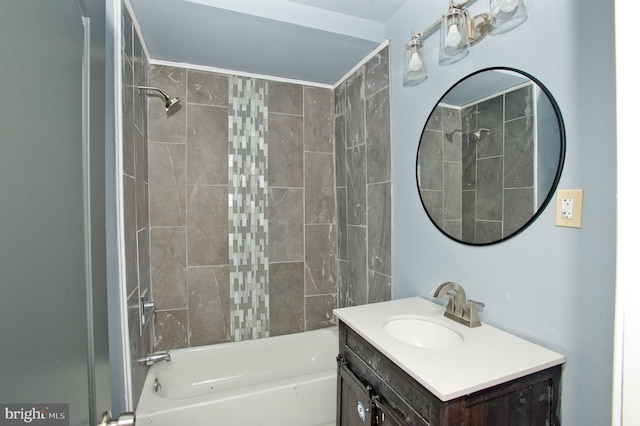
[386,0,616,424]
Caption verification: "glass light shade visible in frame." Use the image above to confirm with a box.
[489,0,528,34]
[403,40,428,85]
[439,9,470,65]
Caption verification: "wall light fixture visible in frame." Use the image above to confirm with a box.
[403,0,528,86]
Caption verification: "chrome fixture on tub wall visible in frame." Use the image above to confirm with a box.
[137,85,181,111]
[403,0,528,85]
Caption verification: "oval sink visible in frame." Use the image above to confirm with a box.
[383,317,464,349]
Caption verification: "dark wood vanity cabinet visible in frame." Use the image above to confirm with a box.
[337,322,562,426]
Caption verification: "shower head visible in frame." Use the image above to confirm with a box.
[469,128,491,143]
[445,129,462,143]
[137,85,181,111]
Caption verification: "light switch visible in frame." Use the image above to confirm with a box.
[555,189,583,228]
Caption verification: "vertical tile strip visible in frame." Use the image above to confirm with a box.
[228,76,269,341]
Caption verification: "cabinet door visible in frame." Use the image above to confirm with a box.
[338,362,375,425]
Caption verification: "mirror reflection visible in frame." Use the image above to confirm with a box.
[416,68,565,245]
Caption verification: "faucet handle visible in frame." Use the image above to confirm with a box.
[467,299,484,309]
[464,300,484,328]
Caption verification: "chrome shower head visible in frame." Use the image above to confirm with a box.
[469,128,491,143]
[164,95,181,110]
[137,85,181,111]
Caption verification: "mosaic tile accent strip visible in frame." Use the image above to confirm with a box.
[228,76,270,341]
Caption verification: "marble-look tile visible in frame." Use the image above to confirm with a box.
[188,265,231,346]
[367,182,391,277]
[420,189,444,230]
[504,116,534,188]
[462,190,476,241]
[368,270,391,304]
[304,224,337,295]
[336,187,347,261]
[148,65,186,143]
[365,46,389,98]
[268,113,303,187]
[269,188,303,262]
[443,220,462,240]
[154,309,189,351]
[305,294,337,331]
[334,113,347,188]
[269,262,304,336]
[304,86,334,153]
[504,187,534,236]
[366,88,391,184]
[186,104,228,186]
[337,259,349,308]
[134,129,148,229]
[425,106,443,131]
[122,8,133,62]
[345,69,365,148]
[418,129,443,190]
[475,221,503,244]
[133,32,147,133]
[148,142,186,226]
[123,175,138,297]
[443,161,462,221]
[150,226,187,310]
[127,290,147,406]
[334,82,346,117]
[122,60,135,177]
[304,152,335,224]
[187,185,229,266]
[269,81,303,115]
[346,145,366,225]
[505,85,532,121]
[347,225,367,305]
[137,228,151,297]
[442,107,462,162]
[141,316,152,368]
[187,70,228,107]
[476,95,504,159]
[122,53,135,171]
[476,156,504,221]
[462,137,477,190]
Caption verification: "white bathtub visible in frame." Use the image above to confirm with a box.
[135,326,338,426]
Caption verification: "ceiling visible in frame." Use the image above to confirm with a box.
[441,70,532,107]
[128,0,409,85]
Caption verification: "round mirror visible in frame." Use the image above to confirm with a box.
[416,68,565,245]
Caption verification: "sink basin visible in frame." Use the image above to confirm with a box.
[383,317,464,349]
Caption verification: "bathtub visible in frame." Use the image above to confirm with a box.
[135,326,338,426]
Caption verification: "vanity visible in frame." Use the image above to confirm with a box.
[334,297,565,425]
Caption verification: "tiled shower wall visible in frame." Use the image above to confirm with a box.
[122,36,390,357]
[335,48,392,306]
[121,6,151,406]
[419,84,534,243]
[146,66,344,350]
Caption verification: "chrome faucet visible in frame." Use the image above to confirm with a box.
[143,351,171,366]
[434,281,484,328]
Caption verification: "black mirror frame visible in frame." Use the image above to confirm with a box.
[415,67,566,246]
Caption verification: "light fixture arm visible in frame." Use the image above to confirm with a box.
[409,0,482,43]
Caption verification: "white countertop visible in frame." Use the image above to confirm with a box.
[333,297,565,402]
